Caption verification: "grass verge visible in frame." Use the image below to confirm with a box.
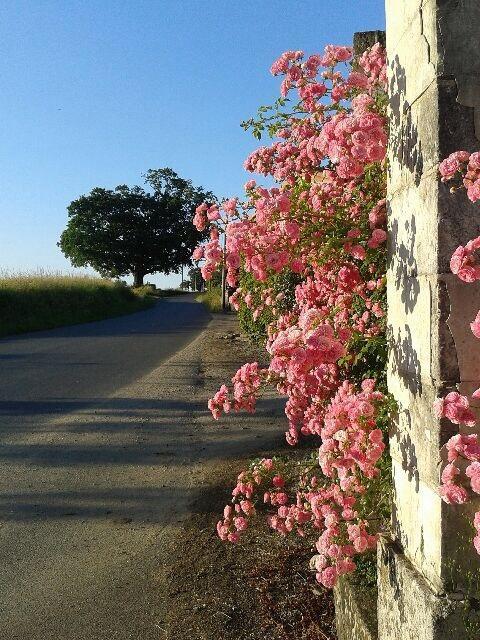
[0,273,154,337]
[196,287,223,312]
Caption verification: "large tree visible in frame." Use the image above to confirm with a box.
[59,168,214,287]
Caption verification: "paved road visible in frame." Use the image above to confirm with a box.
[0,296,212,639]
[0,295,209,423]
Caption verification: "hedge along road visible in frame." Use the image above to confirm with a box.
[0,294,214,639]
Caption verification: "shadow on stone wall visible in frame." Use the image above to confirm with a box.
[389,215,420,315]
[398,412,420,493]
[387,55,424,513]
[388,324,422,397]
[389,55,424,187]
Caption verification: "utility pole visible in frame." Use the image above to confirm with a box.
[221,232,227,312]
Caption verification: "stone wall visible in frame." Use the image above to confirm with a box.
[379,2,480,638]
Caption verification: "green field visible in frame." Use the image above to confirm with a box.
[0,271,155,337]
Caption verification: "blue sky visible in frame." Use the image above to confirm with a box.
[0,0,385,287]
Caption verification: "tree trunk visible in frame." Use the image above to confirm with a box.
[133,270,144,287]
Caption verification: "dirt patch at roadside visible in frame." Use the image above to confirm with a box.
[156,460,336,640]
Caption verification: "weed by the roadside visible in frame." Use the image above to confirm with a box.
[196,287,223,312]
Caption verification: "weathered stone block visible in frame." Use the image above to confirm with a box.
[383,1,480,636]
[385,0,435,54]
[387,276,464,386]
[388,406,480,591]
[387,2,437,109]
[334,577,378,640]
[378,538,478,640]
[387,181,439,276]
[390,460,444,587]
[387,275,433,383]
[387,379,446,482]
[388,81,440,196]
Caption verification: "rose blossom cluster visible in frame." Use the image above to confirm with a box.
[450,236,480,283]
[436,155,480,555]
[319,379,385,481]
[192,44,390,588]
[193,202,220,230]
[199,231,222,281]
[243,98,386,183]
[216,458,276,542]
[439,151,480,202]
[437,432,480,506]
[267,472,380,589]
[208,363,267,419]
[193,45,388,292]
[268,318,345,445]
[229,284,286,319]
[434,394,480,516]
[357,43,387,91]
[211,361,389,589]
[215,426,385,588]
[311,497,377,588]
[315,98,387,179]
[242,44,387,187]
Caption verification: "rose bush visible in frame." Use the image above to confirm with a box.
[193,43,393,588]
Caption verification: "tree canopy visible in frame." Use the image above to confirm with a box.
[58,168,215,286]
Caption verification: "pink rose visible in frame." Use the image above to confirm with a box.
[469,152,480,171]
[433,392,476,426]
[318,566,338,588]
[337,158,364,179]
[350,244,366,260]
[368,228,387,249]
[471,310,480,338]
[234,516,248,531]
[272,475,285,487]
[466,462,480,494]
[439,483,468,504]
[439,152,469,180]
[466,179,480,202]
[450,237,480,282]
[441,463,460,484]
[192,246,204,261]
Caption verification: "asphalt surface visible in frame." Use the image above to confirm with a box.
[0,295,213,639]
[0,298,284,639]
[0,294,210,420]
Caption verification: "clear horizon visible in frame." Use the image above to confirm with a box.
[0,0,385,288]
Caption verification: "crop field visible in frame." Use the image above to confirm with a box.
[0,270,154,337]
